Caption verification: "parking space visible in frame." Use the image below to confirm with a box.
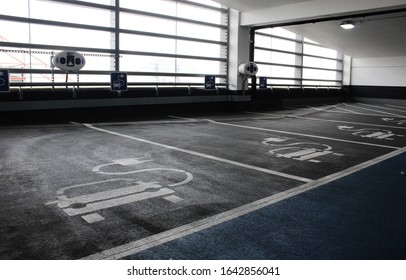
[0,101,405,259]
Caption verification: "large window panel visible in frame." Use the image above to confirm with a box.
[176,40,225,58]
[255,49,298,66]
[304,44,340,59]
[302,80,340,86]
[29,0,112,27]
[269,79,299,86]
[120,13,176,35]
[120,55,176,73]
[80,54,113,72]
[256,36,297,53]
[0,48,30,69]
[255,27,343,88]
[176,76,227,84]
[120,0,177,17]
[271,28,298,40]
[257,64,297,79]
[302,68,341,81]
[30,24,112,49]
[120,34,176,54]
[303,56,342,70]
[176,3,226,24]
[128,75,176,84]
[186,0,223,8]
[1,0,29,17]
[176,58,226,75]
[80,0,112,5]
[1,0,228,88]
[0,21,30,43]
[177,22,226,42]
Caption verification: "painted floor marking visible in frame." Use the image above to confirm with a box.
[337,126,404,141]
[285,105,378,116]
[246,112,406,130]
[382,118,406,126]
[92,158,193,187]
[262,137,343,163]
[81,146,406,260]
[309,104,362,115]
[303,104,401,118]
[387,104,406,110]
[361,103,406,114]
[46,155,193,223]
[200,119,400,150]
[82,213,105,224]
[344,103,406,118]
[332,107,362,115]
[46,178,180,222]
[83,123,313,183]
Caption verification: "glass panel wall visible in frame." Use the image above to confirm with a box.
[255,27,343,88]
[0,0,228,88]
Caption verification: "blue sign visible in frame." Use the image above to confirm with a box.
[259,77,267,89]
[110,72,127,91]
[0,70,10,92]
[205,75,216,90]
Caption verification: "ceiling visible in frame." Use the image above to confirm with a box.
[212,0,406,58]
[210,0,313,12]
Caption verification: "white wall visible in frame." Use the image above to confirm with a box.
[351,56,406,87]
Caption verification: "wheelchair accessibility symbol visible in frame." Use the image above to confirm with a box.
[46,157,193,223]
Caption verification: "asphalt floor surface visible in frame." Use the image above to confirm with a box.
[0,101,405,259]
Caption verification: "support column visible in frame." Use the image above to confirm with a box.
[227,9,250,93]
[111,0,120,71]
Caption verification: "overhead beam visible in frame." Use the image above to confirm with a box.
[240,0,406,27]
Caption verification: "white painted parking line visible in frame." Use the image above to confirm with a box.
[344,103,406,118]
[331,105,363,115]
[246,112,406,130]
[309,104,362,115]
[83,123,313,183]
[285,105,372,116]
[361,103,406,114]
[81,146,406,260]
[82,213,105,224]
[387,104,406,110]
[201,119,401,150]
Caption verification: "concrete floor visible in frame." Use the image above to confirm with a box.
[0,100,405,259]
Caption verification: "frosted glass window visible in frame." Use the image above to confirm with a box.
[120,0,177,17]
[255,27,343,87]
[120,34,176,54]
[120,13,176,35]
[1,0,228,86]
[30,0,112,27]
[30,25,112,49]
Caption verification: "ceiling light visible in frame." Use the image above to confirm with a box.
[340,21,356,30]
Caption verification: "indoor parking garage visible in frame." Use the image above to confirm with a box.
[1,0,406,278]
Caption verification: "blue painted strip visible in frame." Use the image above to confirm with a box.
[123,152,406,260]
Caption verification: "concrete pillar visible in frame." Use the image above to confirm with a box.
[228,9,250,92]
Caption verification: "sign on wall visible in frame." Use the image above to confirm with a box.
[110,72,128,91]
[205,75,216,90]
[259,77,267,89]
[0,70,10,92]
